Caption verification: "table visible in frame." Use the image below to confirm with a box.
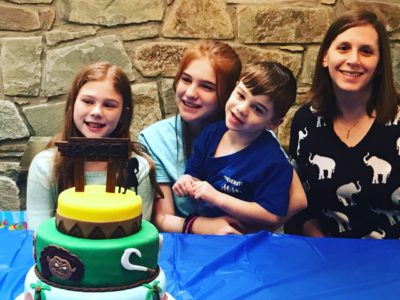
[1,229,399,300]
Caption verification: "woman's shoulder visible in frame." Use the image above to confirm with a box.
[294,103,313,116]
[292,103,323,124]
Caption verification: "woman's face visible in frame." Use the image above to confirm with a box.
[323,24,380,97]
[73,79,123,138]
[175,57,219,132]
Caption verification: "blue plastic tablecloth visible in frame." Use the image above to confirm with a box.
[1,230,400,300]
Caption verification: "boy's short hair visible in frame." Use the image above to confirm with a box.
[241,62,297,119]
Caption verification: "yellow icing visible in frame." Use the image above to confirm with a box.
[57,185,141,222]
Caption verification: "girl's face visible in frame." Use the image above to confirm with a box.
[73,79,123,138]
[323,24,380,97]
[175,57,219,132]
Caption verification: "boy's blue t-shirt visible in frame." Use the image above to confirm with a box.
[186,121,292,217]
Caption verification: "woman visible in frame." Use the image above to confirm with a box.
[289,9,400,238]
[139,40,306,234]
[27,62,159,230]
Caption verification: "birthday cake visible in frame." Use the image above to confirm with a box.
[22,184,167,299]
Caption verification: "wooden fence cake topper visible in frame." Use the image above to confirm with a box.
[55,137,130,193]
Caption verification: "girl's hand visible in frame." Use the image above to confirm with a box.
[192,181,219,204]
[172,174,194,197]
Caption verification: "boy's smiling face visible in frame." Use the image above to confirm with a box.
[225,81,282,137]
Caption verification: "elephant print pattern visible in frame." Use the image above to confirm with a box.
[308,153,335,179]
[336,181,361,207]
[391,186,400,206]
[363,153,391,184]
[289,104,400,238]
[297,127,308,155]
[322,209,352,233]
[385,108,400,126]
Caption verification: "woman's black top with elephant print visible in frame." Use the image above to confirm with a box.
[289,103,400,239]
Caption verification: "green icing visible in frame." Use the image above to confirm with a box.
[30,280,51,300]
[35,218,159,287]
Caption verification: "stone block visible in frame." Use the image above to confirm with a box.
[343,1,400,32]
[8,0,53,3]
[0,4,40,31]
[45,26,97,46]
[133,42,188,77]
[45,35,134,97]
[19,136,52,173]
[227,0,319,4]
[0,176,20,210]
[393,44,400,88]
[117,24,159,41]
[23,101,65,136]
[0,101,30,141]
[234,44,303,77]
[1,37,43,96]
[131,82,162,138]
[58,0,165,26]
[298,45,319,86]
[40,7,56,30]
[159,78,176,118]
[238,6,334,43]
[162,0,234,38]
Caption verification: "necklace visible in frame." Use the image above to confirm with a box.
[345,119,361,139]
[338,114,365,139]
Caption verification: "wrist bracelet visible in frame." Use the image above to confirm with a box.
[182,215,198,234]
[182,215,193,233]
[185,216,198,234]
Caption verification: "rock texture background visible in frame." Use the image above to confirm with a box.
[0,0,399,210]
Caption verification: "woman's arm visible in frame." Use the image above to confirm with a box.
[302,219,325,237]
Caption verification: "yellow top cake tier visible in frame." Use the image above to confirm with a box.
[57,185,142,223]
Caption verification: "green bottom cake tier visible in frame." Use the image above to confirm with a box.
[34,218,160,288]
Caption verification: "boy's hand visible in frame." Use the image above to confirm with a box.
[172,174,194,197]
[192,181,219,204]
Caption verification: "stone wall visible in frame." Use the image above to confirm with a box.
[0,0,399,210]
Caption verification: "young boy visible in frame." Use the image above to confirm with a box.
[173,62,297,232]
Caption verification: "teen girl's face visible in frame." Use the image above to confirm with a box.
[322,24,380,96]
[175,57,219,132]
[73,79,123,138]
